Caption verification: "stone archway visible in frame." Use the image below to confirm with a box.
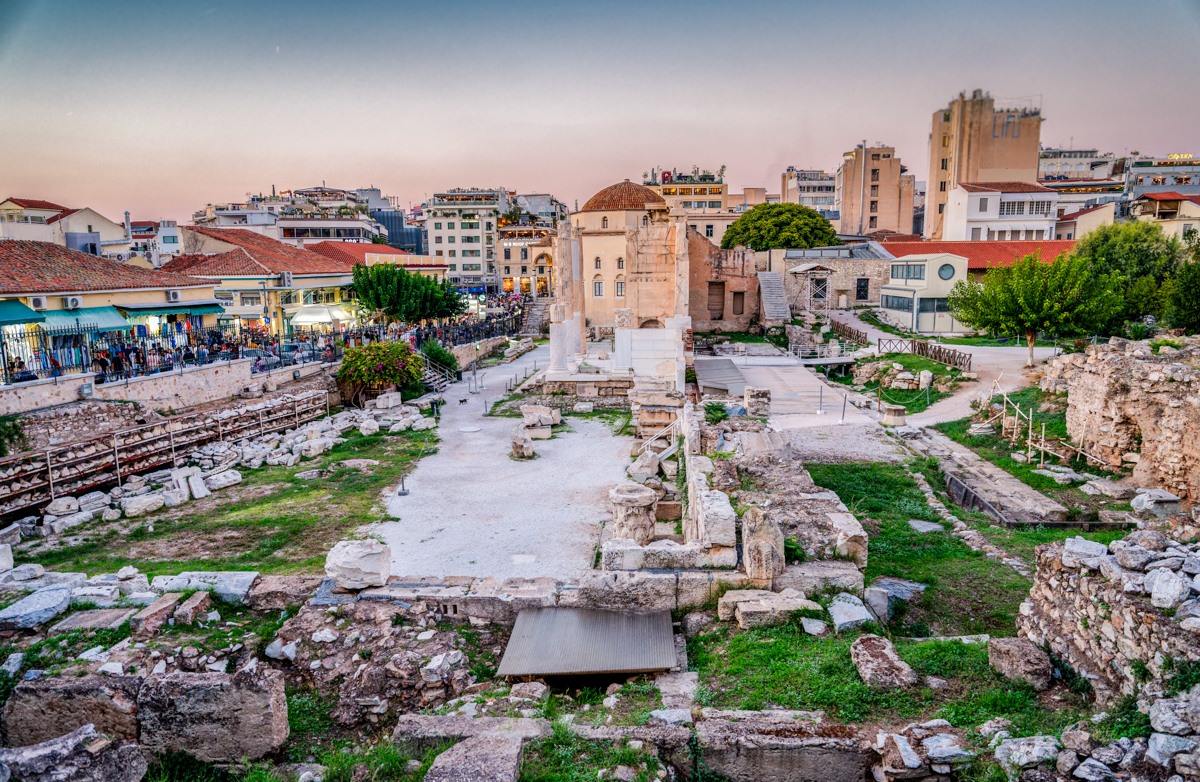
[639,319,663,329]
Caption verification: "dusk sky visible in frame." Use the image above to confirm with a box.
[2,0,1199,223]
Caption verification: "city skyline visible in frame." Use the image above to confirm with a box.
[2,0,1199,223]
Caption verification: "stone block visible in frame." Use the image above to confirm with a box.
[463,577,557,624]
[204,469,244,491]
[48,607,137,635]
[392,715,550,754]
[246,575,324,611]
[773,560,864,597]
[0,724,146,782]
[697,490,736,548]
[1,674,141,746]
[0,587,71,629]
[828,512,868,568]
[150,571,260,605]
[851,634,918,688]
[988,637,1052,691]
[131,592,183,638]
[424,732,524,782]
[559,572,676,611]
[120,494,164,518]
[137,670,289,761]
[174,590,212,624]
[325,539,391,590]
[827,592,871,633]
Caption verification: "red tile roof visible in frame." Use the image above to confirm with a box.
[45,208,81,225]
[163,227,354,277]
[1136,191,1194,202]
[0,240,209,294]
[307,241,411,266]
[580,180,666,212]
[3,198,67,211]
[880,240,1077,271]
[959,181,1055,194]
[1056,204,1108,222]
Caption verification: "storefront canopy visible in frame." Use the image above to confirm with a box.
[288,304,353,326]
[39,306,131,332]
[116,301,227,318]
[0,299,46,327]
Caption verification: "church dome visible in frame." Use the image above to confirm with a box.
[580,180,666,212]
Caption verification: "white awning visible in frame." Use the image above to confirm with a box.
[288,305,353,326]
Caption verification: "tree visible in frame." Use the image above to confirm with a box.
[1167,229,1200,332]
[337,342,423,407]
[720,203,840,251]
[1071,222,1182,326]
[351,263,464,325]
[948,253,1124,367]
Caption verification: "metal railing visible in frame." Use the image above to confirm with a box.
[876,338,972,371]
[638,418,680,455]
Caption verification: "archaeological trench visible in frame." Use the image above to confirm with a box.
[0,335,1198,782]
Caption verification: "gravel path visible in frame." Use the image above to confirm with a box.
[784,423,906,464]
[377,345,629,580]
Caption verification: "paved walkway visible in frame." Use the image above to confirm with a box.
[830,311,1058,426]
[377,345,629,580]
[728,357,874,428]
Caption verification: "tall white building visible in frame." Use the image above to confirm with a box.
[1038,148,1117,181]
[780,167,838,221]
[425,188,511,293]
[942,182,1059,241]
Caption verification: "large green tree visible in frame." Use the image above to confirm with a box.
[1071,221,1182,326]
[1167,229,1200,333]
[948,253,1124,367]
[352,263,464,324]
[720,203,840,251]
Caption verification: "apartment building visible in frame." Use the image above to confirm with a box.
[641,167,777,245]
[925,89,1043,239]
[1130,192,1200,240]
[942,182,1059,242]
[1039,148,1118,181]
[1126,153,1200,200]
[780,168,838,222]
[498,225,554,296]
[0,198,137,261]
[425,188,510,293]
[835,144,915,236]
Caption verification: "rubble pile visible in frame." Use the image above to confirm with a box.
[854,360,950,393]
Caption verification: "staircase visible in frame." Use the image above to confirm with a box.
[756,272,790,323]
[418,352,456,393]
[519,297,554,336]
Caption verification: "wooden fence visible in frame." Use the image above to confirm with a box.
[829,319,869,346]
[876,338,972,372]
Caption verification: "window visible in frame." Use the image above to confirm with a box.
[938,204,944,214]
[1035,229,1045,240]
[617,257,624,269]
[869,200,878,213]
[279,291,298,305]
[1028,200,1052,216]
[918,297,949,313]
[999,201,1024,216]
[462,236,479,243]
[435,236,443,244]
[449,250,456,257]
[642,216,648,227]
[433,222,442,229]
[890,264,925,280]
[504,266,510,275]
[462,249,480,257]
[448,235,456,243]
[938,263,955,280]
[594,257,602,269]
[870,185,878,197]
[979,197,988,211]
[708,201,721,208]
[461,221,479,229]
[601,217,608,228]
[462,264,481,271]
[447,222,455,229]
[162,235,178,244]
[593,280,603,297]
[615,280,626,297]
[242,294,261,307]
[448,264,456,271]
[855,278,869,301]
[971,227,982,241]
[939,181,947,192]
[882,294,913,312]
[940,159,948,170]
[871,153,881,161]
[868,216,877,229]
[732,291,744,315]
[871,168,880,182]
[681,201,693,209]
[435,250,443,256]
[521,266,527,274]
[705,225,714,238]
[942,136,949,147]
[538,266,545,274]
[504,248,510,260]
[520,248,528,260]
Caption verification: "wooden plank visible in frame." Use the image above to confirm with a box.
[497,607,676,677]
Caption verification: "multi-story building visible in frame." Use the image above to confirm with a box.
[942,182,1059,242]
[0,198,135,260]
[780,168,838,222]
[925,89,1043,239]
[1130,192,1200,240]
[641,167,777,245]
[1126,153,1200,200]
[497,225,554,296]
[513,193,568,224]
[129,220,183,267]
[308,241,447,280]
[192,187,389,249]
[424,188,509,293]
[834,144,915,236]
[1038,148,1118,181]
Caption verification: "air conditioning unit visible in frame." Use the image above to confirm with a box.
[62,296,83,309]
[278,271,294,287]
[29,296,48,310]
[166,290,182,303]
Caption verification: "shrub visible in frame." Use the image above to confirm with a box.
[0,415,27,458]
[337,342,423,407]
[704,403,729,425]
[421,342,459,373]
[1126,321,1152,341]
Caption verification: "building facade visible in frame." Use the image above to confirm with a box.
[424,188,510,293]
[1038,148,1117,181]
[497,225,554,296]
[780,168,838,222]
[1126,153,1200,200]
[925,89,1043,239]
[835,144,915,236]
[1130,192,1200,240]
[942,182,1058,242]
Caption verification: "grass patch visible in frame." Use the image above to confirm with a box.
[19,430,436,576]
[806,462,1030,636]
[826,353,961,414]
[520,723,661,782]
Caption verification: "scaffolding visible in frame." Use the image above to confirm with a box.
[788,263,835,318]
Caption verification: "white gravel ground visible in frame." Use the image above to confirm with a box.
[783,423,906,464]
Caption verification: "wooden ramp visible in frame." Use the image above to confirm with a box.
[496,607,675,677]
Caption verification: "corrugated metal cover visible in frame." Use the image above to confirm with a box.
[497,608,676,677]
[693,358,746,396]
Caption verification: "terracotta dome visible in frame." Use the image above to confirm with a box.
[579,179,666,212]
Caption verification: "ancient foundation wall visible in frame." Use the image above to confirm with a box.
[450,337,510,371]
[1040,339,1200,499]
[1017,539,1200,703]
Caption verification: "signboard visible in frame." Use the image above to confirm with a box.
[1167,153,1194,160]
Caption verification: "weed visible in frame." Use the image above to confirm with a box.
[1092,694,1153,742]
[704,403,729,425]
[783,537,806,564]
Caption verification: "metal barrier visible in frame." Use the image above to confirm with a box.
[875,338,972,372]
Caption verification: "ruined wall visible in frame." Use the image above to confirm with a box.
[1017,537,1200,703]
[687,229,760,332]
[777,254,892,311]
[16,402,158,450]
[1041,338,1200,499]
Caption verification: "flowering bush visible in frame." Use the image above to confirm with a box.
[337,342,422,406]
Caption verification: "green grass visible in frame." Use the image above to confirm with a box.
[0,616,132,694]
[858,309,928,339]
[520,723,661,782]
[806,462,1030,636]
[18,430,437,576]
[826,352,964,414]
[689,625,1087,732]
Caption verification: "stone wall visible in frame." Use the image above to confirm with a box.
[776,254,892,311]
[687,229,760,332]
[450,336,510,371]
[1017,536,1200,704]
[1040,337,1200,499]
[17,401,158,450]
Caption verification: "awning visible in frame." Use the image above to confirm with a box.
[288,304,353,326]
[39,306,131,332]
[0,300,46,327]
[116,303,226,317]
